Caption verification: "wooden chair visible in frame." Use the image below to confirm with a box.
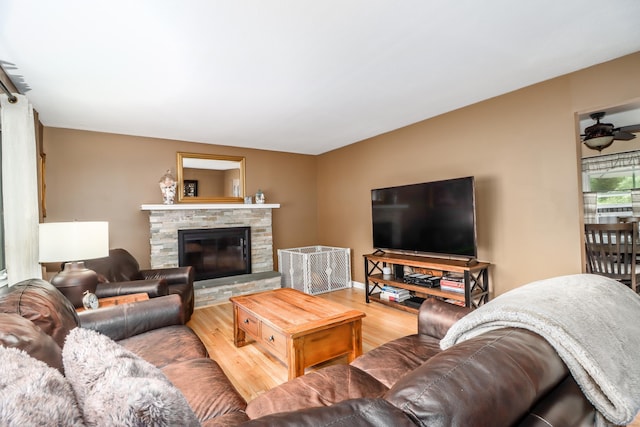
[584,223,639,293]
[617,216,640,223]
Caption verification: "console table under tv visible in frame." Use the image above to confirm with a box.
[363,252,490,313]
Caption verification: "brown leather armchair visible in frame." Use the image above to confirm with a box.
[83,248,195,322]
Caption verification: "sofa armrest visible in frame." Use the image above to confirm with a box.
[78,294,184,341]
[417,297,473,339]
[95,279,169,298]
[140,266,194,286]
[384,328,569,427]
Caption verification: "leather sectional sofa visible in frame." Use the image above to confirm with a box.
[0,278,599,426]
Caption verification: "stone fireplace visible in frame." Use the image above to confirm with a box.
[141,203,281,307]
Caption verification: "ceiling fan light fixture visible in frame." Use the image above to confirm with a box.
[584,135,615,151]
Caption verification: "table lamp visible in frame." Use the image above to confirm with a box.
[39,221,109,307]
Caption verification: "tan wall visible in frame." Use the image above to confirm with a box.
[317,52,640,297]
[42,130,318,268]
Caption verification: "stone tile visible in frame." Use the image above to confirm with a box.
[146,208,275,269]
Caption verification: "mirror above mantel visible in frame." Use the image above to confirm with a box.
[176,152,246,203]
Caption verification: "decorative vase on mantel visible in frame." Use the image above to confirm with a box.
[159,169,177,205]
[255,189,265,204]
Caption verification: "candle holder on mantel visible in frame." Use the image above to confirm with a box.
[159,169,177,205]
[255,189,265,204]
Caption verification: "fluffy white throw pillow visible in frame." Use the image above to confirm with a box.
[63,327,199,427]
[0,346,85,426]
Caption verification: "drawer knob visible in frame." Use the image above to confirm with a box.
[268,335,275,342]
[243,318,250,324]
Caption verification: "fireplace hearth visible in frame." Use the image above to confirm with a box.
[178,227,251,281]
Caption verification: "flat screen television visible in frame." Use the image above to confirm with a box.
[371,176,477,259]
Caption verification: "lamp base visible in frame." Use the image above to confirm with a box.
[51,261,99,308]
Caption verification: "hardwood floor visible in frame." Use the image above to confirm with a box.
[187,287,640,426]
[187,287,416,401]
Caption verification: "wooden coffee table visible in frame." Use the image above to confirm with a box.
[230,288,365,379]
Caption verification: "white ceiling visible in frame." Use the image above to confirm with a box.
[1,1,640,155]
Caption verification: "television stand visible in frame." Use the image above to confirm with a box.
[363,252,490,313]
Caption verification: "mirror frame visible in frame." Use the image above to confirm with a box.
[176,152,246,204]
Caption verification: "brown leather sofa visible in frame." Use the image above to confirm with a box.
[0,279,247,426]
[243,298,597,426]
[0,278,598,426]
[83,248,195,322]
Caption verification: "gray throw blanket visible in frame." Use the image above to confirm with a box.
[440,274,640,426]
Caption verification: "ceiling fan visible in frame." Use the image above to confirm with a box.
[582,111,640,152]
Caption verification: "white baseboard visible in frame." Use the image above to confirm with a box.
[351,281,365,289]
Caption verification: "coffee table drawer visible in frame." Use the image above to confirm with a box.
[237,308,260,336]
[261,323,287,360]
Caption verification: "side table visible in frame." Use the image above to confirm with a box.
[76,292,149,313]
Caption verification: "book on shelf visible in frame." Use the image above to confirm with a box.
[378,285,411,302]
[440,279,464,287]
[381,285,410,294]
[440,276,465,293]
[440,284,465,294]
[442,272,464,282]
[379,291,411,302]
[444,298,466,307]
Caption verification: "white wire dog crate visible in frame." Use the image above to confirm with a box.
[278,246,351,295]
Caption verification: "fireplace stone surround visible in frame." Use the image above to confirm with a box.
[141,203,281,307]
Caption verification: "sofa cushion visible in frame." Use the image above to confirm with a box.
[63,327,199,427]
[0,278,78,348]
[118,324,208,367]
[0,313,63,372]
[384,328,568,427]
[350,333,442,388]
[245,365,388,419]
[0,346,84,426]
[201,411,251,427]
[243,398,416,427]
[162,358,248,424]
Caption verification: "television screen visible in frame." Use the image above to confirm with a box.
[371,176,477,258]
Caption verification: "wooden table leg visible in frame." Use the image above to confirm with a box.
[232,305,247,347]
[347,319,363,362]
[287,338,305,380]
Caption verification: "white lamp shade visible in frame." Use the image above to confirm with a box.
[39,221,109,262]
